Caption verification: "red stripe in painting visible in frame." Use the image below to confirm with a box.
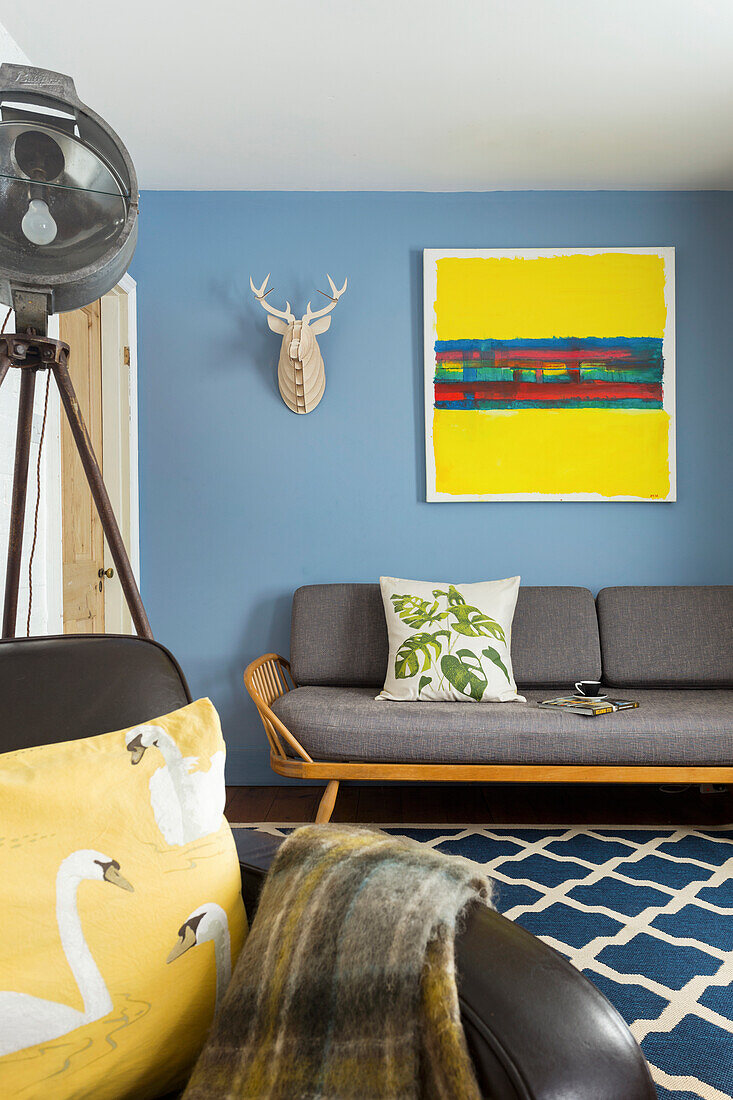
[436,350,483,361]
[434,387,469,401]
[493,348,638,362]
[433,382,663,401]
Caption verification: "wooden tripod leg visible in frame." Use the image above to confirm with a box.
[315,780,340,823]
[53,359,153,640]
[2,369,36,638]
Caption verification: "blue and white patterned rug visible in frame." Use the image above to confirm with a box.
[234,824,733,1100]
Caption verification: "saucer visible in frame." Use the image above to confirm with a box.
[574,694,607,702]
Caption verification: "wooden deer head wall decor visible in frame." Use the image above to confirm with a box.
[250,273,347,413]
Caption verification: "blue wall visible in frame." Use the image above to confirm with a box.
[132,192,733,784]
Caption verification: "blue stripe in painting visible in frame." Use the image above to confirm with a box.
[435,400,663,411]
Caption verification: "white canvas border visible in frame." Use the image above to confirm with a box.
[423,247,677,503]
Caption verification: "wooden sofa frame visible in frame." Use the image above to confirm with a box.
[244,653,733,824]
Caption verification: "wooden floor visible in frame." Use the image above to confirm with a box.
[226,783,733,826]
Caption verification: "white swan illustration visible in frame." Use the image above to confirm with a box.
[166,903,231,1012]
[0,850,133,1057]
[125,724,225,846]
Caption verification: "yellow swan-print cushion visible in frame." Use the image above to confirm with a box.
[0,697,247,1099]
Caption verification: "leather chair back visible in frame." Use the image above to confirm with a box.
[0,635,191,753]
[1,636,657,1099]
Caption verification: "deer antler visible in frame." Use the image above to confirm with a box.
[250,274,295,323]
[303,275,347,324]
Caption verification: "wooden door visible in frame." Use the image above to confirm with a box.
[59,302,105,632]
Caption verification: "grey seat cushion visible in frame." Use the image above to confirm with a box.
[289,583,601,689]
[597,586,733,688]
[272,687,733,766]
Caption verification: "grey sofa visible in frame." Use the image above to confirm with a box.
[244,585,733,823]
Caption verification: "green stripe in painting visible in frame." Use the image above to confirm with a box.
[434,366,663,384]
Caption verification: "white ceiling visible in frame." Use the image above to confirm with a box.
[3,0,733,191]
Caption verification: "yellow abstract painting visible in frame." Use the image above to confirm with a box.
[424,248,676,501]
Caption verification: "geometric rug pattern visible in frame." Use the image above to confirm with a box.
[236,824,733,1100]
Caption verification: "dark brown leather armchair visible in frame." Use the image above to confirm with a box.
[0,635,657,1100]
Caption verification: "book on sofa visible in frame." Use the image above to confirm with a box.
[539,696,639,717]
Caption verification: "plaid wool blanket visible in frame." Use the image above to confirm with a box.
[183,825,491,1099]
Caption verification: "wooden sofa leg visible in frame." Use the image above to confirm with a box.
[315,780,339,824]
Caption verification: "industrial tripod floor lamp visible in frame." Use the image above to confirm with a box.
[0,63,152,640]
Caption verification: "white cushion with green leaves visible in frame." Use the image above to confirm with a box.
[377,576,524,703]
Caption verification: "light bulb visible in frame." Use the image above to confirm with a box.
[21,199,58,246]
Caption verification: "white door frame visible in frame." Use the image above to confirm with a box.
[100,273,140,634]
[46,275,140,635]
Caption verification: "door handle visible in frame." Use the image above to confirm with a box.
[98,567,114,579]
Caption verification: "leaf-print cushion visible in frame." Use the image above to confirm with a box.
[377,576,525,703]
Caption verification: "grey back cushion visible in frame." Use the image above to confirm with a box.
[290,583,601,689]
[597,586,733,687]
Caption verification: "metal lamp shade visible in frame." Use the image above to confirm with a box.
[0,65,138,322]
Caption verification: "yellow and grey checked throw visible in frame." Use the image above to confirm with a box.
[184,824,491,1099]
